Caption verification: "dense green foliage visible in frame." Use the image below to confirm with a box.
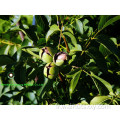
[0,15,120,105]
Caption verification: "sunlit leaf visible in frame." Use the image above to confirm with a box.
[0,44,11,55]
[69,70,82,96]
[90,96,111,105]
[9,45,17,56]
[0,19,11,33]
[74,19,83,34]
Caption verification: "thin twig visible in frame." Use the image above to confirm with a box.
[61,33,70,53]
[16,22,24,42]
[58,72,66,91]
[57,16,70,53]
[58,32,61,50]
[72,66,80,69]
[35,75,38,83]
[81,29,102,56]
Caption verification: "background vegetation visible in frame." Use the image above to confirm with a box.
[0,15,120,105]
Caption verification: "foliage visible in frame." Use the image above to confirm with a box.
[0,15,120,105]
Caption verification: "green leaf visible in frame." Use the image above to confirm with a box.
[74,19,83,34]
[110,37,117,45]
[66,68,80,78]
[37,38,46,45]
[8,78,18,90]
[69,44,82,55]
[87,27,93,37]
[83,19,89,31]
[9,45,17,56]
[44,15,52,25]
[21,37,33,47]
[0,55,15,66]
[74,44,82,51]
[27,48,40,52]
[20,96,23,105]
[0,44,11,55]
[46,24,60,42]
[62,26,73,34]
[25,92,36,101]
[0,19,11,33]
[16,48,22,62]
[0,77,3,96]
[22,48,40,59]
[99,44,111,57]
[97,35,120,58]
[68,55,76,64]
[35,15,45,27]
[21,15,33,25]
[10,26,26,35]
[91,72,114,94]
[35,15,49,34]
[86,47,108,73]
[11,15,21,26]
[98,15,120,30]
[69,70,82,96]
[63,32,77,46]
[36,77,53,99]
[98,16,110,30]
[83,19,93,36]
[90,96,111,105]
[84,65,99,74]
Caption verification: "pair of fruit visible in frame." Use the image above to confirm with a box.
[39,47,68,79]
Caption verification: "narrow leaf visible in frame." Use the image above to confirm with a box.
[90,96,111,105]
[98,16,110,30]
[97,35,120,58]
[69,70,82,96]
[91,72,113,94]
[98,15,120,30]
[36,77,53,99]
[99,44,111,57]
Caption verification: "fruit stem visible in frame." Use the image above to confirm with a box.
[58,72,66,91]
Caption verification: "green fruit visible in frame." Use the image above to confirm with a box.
[44,62,59,79]
[53,52,68,66]
[39,47,55,63]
